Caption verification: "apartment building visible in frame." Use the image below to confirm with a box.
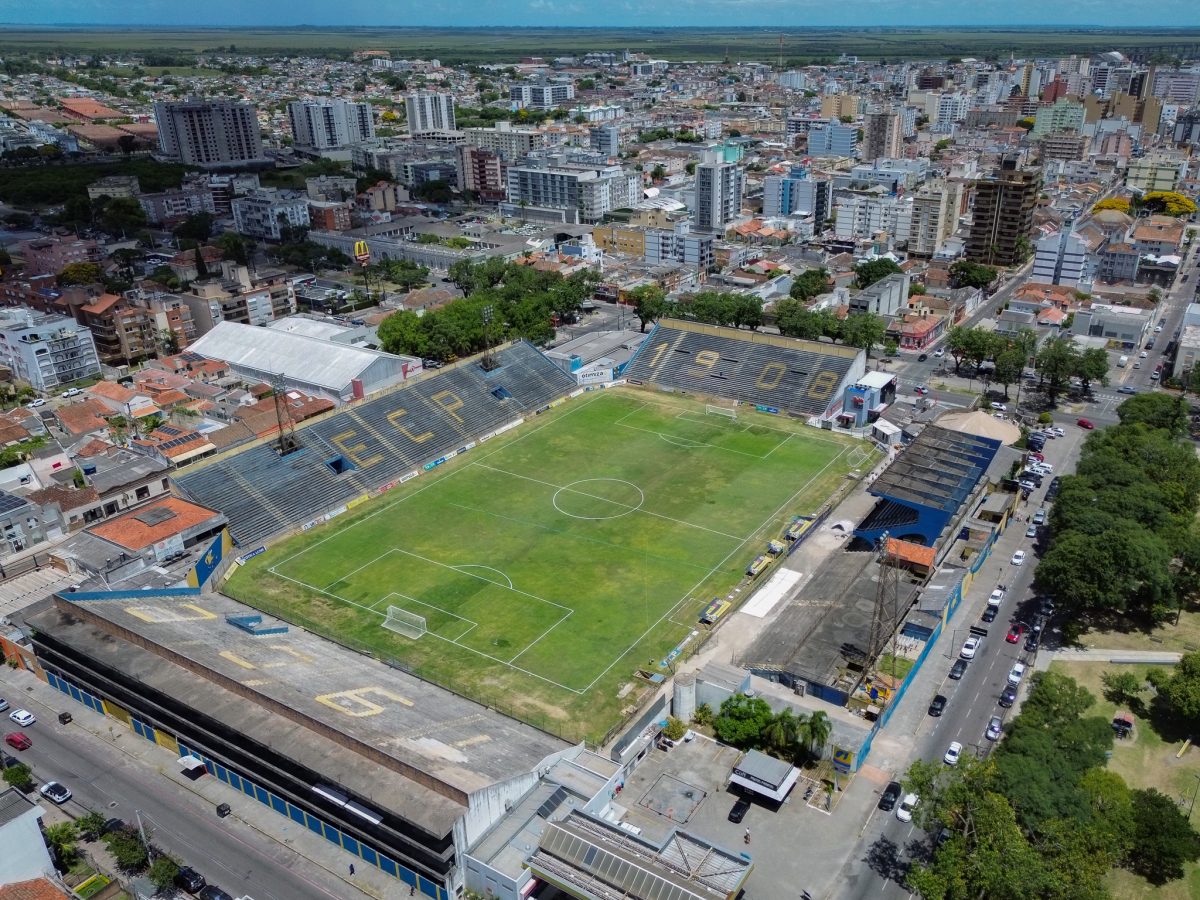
[761,167,832,222]
[404,92,456,136]
[15,236,100,277]
[834,193,913,242]
[589,125,620,158]
[862,110,902,161]
[154,99,267,169]
[464,123,550,161]
[138,187,217,225]
[232,189,311,242]
[505,161,639,224]
[1030,98,1085,138]
[180,270,297,337]
[510,81,575,110]
[592,222,713,271]
[1031,228,1093,289]
[1125,155,1186,193]
[75,293,158,367]
[820,94,860,119]
[307,200,354,232]
[457,146,507,203]
[694,151,743,234]
[909,179,963,257]
[806,121,857,157]
[0,309,101,391]
[965,155,1041,267]
[288,99,375,150]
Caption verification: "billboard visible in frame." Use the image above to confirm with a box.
[354,240,370,265]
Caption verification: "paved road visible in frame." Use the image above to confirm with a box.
[3,697,346,900]
[836,424,1086,899]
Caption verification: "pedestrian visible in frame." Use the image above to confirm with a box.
[743,827,751,844]
[349,863,355,876]
[410,886,416,896]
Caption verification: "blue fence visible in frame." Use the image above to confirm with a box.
[65,587,202,602]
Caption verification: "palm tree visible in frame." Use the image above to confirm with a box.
[805,710,833,762]
[762,709,804,757]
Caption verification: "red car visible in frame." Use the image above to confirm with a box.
[1076,418,1095,429]
[4,732,31,750]
[1006,624,1025,644]
[1027,452,1045,462]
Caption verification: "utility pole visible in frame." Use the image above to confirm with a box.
[135,809,150,854]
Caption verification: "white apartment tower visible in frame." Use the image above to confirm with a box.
[288,99,375,150]
[694,151,743,234]
[154,98,267,169]
[404,92,457,136]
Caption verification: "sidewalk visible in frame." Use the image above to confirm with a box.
[0,666,395,900]
[1035,647,1182,671]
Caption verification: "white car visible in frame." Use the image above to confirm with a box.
[960,636,982,660]
[1008,662,1026,685]
[8,709,35,726]
[1140,351,1149,358]
[943,741,963,765]
[934,348,945,357]
[1011,550,1026,566]
[988,587,1005,604]
[896,792,919,822]
[61,388,82,398]
[25,398,45,408]
[986,716,1003,741]
[1030,463,1053,476]
[990,402,1007,411]
[39,781,72,804]
[1052,426,1065,437]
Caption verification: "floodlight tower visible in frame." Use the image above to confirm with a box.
[480,303,498,371]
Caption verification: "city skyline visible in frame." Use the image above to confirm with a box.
[6,0,1200,28]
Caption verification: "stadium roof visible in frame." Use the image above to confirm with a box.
[28,592,569,836]
[869,425,1001,514]
[187,321,407,395]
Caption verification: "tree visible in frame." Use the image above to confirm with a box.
[775,299,825,341]
[147,854,181,890]
[992,345,1025,399]
[853,258,901,289]
[1036,337,1080,400]
[662,716,688,741]
[1139,191,1198,218]
[789,267,829,302]
[43,821,79,866]
[1127,788,1200,884]
[712,694,774,749]
[2,762,33,791]
[116,134,138,155]
[1101,670,1144,708]
[173,212,213,242]
[104,827,149,872]
[1148,652,1200,727]
[216,232,250,266]
[762,708,804,758]
[627,284,668,333]
[57,261,102,285]
[1093,197,1132,214]
[650,164,667,181]
[841,312,887,358]
[803,709,832,760]
[1075,347,1110,393]
[99,196,147,236]
[76,810,109,841]
[949,260,997,289]
[1116,392,1190,437]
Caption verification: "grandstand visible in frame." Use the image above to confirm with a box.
[177,341,576,547]
[622,319,865,419]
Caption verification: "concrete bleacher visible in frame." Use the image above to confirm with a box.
[178,341,576,547]
[621,319,865,418]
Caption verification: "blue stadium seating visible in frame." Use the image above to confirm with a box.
[622,319,862,418]
[178,342,576,547]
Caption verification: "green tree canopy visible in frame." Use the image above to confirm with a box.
[853,257,902,289]
[712,694,774,749]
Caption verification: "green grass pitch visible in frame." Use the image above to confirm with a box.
[226,389,871,743]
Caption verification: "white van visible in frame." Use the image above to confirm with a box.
[1117,355,1129,368]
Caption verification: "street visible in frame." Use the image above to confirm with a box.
[2,678,351,900]
[835,423,1087,899]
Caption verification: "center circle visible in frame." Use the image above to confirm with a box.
[552,478,645,520]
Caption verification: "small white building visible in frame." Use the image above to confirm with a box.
[0,788,53,884]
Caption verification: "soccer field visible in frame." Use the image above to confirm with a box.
[226,389,870,742]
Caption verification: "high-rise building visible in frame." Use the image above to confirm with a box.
[510,81,576,110]
[1030,98,1085,138]
[909,180,963,257]
[820,94,860,119]
[287,99,375,150]
[504,161,639,224]
[154,99,267,169]
[693,151,743,234]
[0,309,102,391]
[589,125,619,158]
[965,155,1041,267]
[404,92,457,136]
[862,110,902,161]
[457,146,507,203]
[1032,227,1092,289]
[232,189,311,242]
[464,123,549,161]
[762,166,831,222]
[806,122,857,157]
[834,194,913,242]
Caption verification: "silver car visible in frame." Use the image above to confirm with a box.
[985,716,1003,741]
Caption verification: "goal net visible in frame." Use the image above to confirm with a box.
[705,403,738,422]
[382,605,427,640]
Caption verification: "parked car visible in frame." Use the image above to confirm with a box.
[943,741,963,765]
[896,793,919,822]
[198,887,235,900]
[1006,624,1025,644]
[981,605,998,623]
[176,867,207,894]
[1025,632,1041,653]
[1025,523,1038,538]
[988,587,1006,605]
[39,781,72,804]
[928,694,948,717]
[421,359,444,370]
[960,636,981,660]
[25,398,45,408]
[1077,418,1095,429]
[1008,662,1027,685]
[949,659,968,680]
[61,387,82,398]
[4,732,31,750]
[1011,551,1026,566]
[0,698,7,712]
[8,710,34,727]
[999,685,1018,707]
[990,402,1007,411]
[878,781,902,811]
[1033,508,1047,525]
[985,716,1003,741]
[1052,426,1065,437]
[727,795,751,823]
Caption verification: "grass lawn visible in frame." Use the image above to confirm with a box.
[1048,660,1200,897]
[876,654,914,681]
[227,389,869,743]
[1076,610,1200,655]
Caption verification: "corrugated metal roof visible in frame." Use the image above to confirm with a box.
[188,321,396,393]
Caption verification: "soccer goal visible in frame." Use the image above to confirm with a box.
[382,605,427,640]
[705,403,738,422]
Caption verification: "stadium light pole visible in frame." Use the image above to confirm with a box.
[481,303,495,370]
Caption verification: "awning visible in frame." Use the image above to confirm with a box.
[177,755,206,772]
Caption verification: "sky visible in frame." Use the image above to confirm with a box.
[3,0,1198,28]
